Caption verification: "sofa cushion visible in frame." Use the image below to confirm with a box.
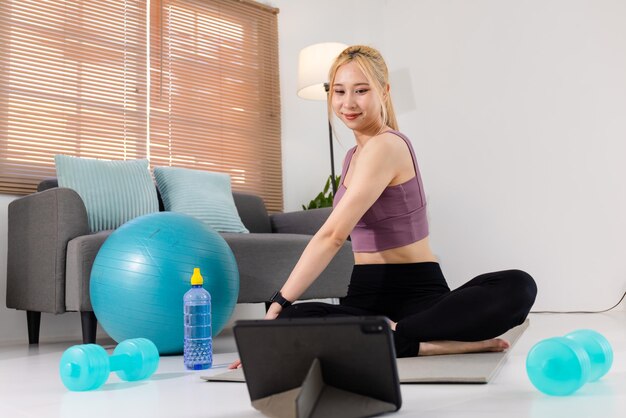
[270,207,331,235]
[154,166,249,233]
[232,192,272,233]
[55,156,159,233]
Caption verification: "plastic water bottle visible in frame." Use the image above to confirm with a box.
[183,268,212,370]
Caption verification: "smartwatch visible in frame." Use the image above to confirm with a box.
[269,290,292,308]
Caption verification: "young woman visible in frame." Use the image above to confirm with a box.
[231,45,536,367]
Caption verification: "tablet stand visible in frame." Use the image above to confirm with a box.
[251,358,397,418]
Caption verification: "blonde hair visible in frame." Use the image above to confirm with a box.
[327,45,399,133]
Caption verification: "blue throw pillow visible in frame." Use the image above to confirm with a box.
[55,155,159,233]
[153,166,249,233]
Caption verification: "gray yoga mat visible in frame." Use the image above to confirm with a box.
[397,319,529,383]
[204,319,529,384]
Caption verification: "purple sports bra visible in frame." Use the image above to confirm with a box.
[332,130,428,252]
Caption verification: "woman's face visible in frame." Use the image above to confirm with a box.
[331,61,383,134]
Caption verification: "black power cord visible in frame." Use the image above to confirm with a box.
[531,289,626,314]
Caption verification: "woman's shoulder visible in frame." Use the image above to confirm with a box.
[384,129,412,143]
[364,130,411,154]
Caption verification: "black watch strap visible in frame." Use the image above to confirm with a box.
[269,290,292,308]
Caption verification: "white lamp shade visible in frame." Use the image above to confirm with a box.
[297,42,348,100]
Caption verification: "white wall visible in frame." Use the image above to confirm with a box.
[1,0,624,344]
[378,0,626,311]
[276,0,381,211]
[277,0,626,312]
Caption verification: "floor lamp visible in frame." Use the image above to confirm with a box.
[297,42,348,196]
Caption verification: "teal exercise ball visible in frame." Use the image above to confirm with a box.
[90,212,239,355]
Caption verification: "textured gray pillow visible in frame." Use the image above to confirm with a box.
[55,155,159,232]
[153,166,248,233]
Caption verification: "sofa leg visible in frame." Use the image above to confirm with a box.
[81,311,97,344]
[27,311,41,345]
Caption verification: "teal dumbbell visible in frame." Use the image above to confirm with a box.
[60,338,160,391]
[526,329,613,396]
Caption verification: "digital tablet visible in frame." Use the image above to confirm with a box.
[233,316,402,412]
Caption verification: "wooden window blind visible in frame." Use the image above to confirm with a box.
[150,0,282,211]
[0,0,148,195]
[1,0,282,212]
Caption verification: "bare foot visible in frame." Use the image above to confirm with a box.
[418,338,510,356]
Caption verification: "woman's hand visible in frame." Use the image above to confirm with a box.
[227,302,283,369]
[228,358,242,369]
[264,302,283,320]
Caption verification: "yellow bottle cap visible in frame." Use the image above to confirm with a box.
[190,268,203,285]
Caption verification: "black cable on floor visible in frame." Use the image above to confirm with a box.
[531,289,626,314]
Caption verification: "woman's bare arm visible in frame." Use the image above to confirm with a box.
[275,133,405,309]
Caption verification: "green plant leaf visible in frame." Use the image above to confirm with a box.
[302,174,341,210]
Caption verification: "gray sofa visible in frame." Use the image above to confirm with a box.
[6,179,353,344]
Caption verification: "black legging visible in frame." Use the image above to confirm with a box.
[278,262,537,357]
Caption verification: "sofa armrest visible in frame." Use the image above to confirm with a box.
[270,207,332,235]
[65,231,113,312]
[6,188,89,314]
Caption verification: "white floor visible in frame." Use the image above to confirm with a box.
[1,312,625,418]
